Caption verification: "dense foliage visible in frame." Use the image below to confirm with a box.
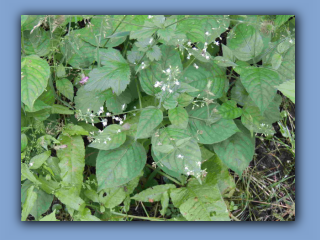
[21,15,295,221]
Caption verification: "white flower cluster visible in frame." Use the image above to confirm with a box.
[154,65,181,96]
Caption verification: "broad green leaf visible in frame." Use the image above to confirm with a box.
[21,163,42,186]
[188,104,239,144]
[263,94,283,123]
[160,191,170,216]
[51,104,74,115]
[24,99,51,112]
[99,187,126,209]
[21,186,37,221]
[213,121,255,177]
[170,179,230,221]
[55,187,85,212]
[56,79,74,100]
[213,56,237,67]
[76,208,101,221]
[57,135,85,195]
[132,184,176,202]
[21,181,54,221]
[277,43,295,82]
[240,67,281,113]
[62,124,89,136]
[181,63,226,99]
[168,107,188,129]
[276,79,295,103]
[89,124,126,150]
[271,53,283,70]
[96,139,147,190]
[217,100,242,119]
[222,44,235,62]
[84,188,99,203]
[46,157,61,181]
[275,15,294,28]
[21,55,50,109]
[21,133,28,152]
[29,150,51,169]
[56,65,66,78]
[22,28,51,56]
[37,175,59,195]
[130,20,158,40]
[177,93,194,107]
[21,15,45,31]
[152,126,202,178]
[40,210,59,221]
[74,87,108,113]
[227,24,264,61]
[136,107,163,139]
[84,49,131,95]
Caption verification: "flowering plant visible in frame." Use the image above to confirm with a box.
[21,15,295,221]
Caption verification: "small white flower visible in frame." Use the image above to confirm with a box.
[148,15,153,19]
[169,89,173,93]
[122,104,126,110]
[149,38,153,44]
[133,106,137,109]
[102,119,108,126]
[174,81,180,85]
[187,41,191,46]
[107,137,112,141]
[193,63,199,69]
[133,113,136,116]
[206,55,210,60]
[104,141,107,144]
[90,131,94,135]
[166,68,171,73]
[205,31,210,36]
[119,121,123,125]
[117,129,121,133]
[29,162,33,167]
[161,85,166,91]
[192,47,198,51]
[289,39,293,44]
[197,161,201,166]
[185,166,189,170]
[214,41,220,46]
[98,130,103,133]
[154,81,162,88]
[177,154,184,159]
[204,42,208,46]
[106,112,111,117]
[100,106,104,112]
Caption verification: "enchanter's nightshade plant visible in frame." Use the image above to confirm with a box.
[21,15,295,221]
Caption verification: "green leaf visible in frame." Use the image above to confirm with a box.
[56,79,74,100]
[271,53,283,70]
[46,157,61,181]
[152,126,202,178]
[84,49,131,95]
[21,181,54,221]
[51,104,74,115]
[240,67,281,113]
[168,107,188,129]
[275,15,294,28]
[62,124,89,136]
[170,179,230,221]
[222,44,235,62]
[56,65,66,78]
[132,184,176,202]
[55,187,85,212]
[231,80,248,106]
[21,133,28,152]
[74,87,108,113]
[135,107,163,139]
[213,56,237,67]
[57,135,85,195]
[99,187,126,209]
[96,139,147,190]
[22,28,51,56]
[21,163,42,186]
[40,210,59,221]
[160,191,170,216]
[227,24,264,61]
[21,186,37,221]
[263,94,283,123]
[217,100,243,119]
[277,43,295,82]
[21,15,45,31]
[21,55,50,109]
[89,124,126,150]
[188,104,239,144]
[213,121,255,177]
[177,93,194,107]
[24,99,51,113]
[29,150,51,170]
[276,79,295,103]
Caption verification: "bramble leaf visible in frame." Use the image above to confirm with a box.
[136,107,163,139]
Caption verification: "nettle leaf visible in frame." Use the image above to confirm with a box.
[21,185,37,221]
[217,100,243,119]
[188,104,239,144]
[99,187,126,209]
[23,28,51,56]
[240,67,281,113]
[231,79,249,106]
[75,87,108,113]
[135,107,163,139]
[213,120,255,177]
[55,187,85,212]
[168,107,188,129]
[89,124,126,150]
[275,15,294,28]
[139,45,182,96]
[24,99,51,113]
[170,179,230,221]
[56,78,74,100]
[227,24,264,61]
[62,124,89,136]
[263,94,283,123]
[21,163,42,186]
[177,93,194,107]
[130,20,158,40]
[131,184,176,202]
[152,126,202,178]
[40,210,59,221]
[57,135,85,195]
[277,43,295,82]
[181,62,226,99]
[84,49,131,95]
[135,38,162,61]
[21,55,50,109]
[276,79,295,103]
[96,138,147,190]
[29,150,51,170]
